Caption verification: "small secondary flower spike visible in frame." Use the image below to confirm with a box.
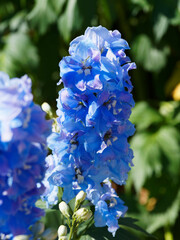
[45,26,136,236]
[0,72,51,238]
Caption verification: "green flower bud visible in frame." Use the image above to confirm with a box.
[58,225,67,237]
[13,235,29,240]
[74,208,92,222]
[75,191,86,205]
[59,201,70,218]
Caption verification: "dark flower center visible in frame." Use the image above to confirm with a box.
[103,130,112,141]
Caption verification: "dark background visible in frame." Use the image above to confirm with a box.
[0,1,179,239]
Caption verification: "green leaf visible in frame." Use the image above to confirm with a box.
[41,228,57,240]
[119,217,155,238]
[153,14,169,42]
[130,0,152,12]
[159,101,180,125]
[0,32,39,76]
[156,126,180,177]
[35,199,47,209]
[76,215,94,238]
[125,178,180,233]
[133,35,151,64]
[130,124,180,191]
[130,102,163,130]
[130,132,162,191]
[28,0,59,34]
[133,35,169,72]
[43,209,62,229]
[83,218,155,240]
[50,0,66,15]
[171,0,180,25]
[85,224,145,240]
[128,100,180,234]
[9,11,27,31]
[145,47,169,72]
[79,235,95,240]
[58,186,64,202]
[0,20,9,33]
[31,222,45,238]
[147,190,180,233]
[58,0,80,42]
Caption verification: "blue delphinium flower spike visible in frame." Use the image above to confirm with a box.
[45,25,136,236]
[0,72,51,238]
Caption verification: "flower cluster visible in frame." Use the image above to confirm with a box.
[45,26,136,236]
[0,72,51,237]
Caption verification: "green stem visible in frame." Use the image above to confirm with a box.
[68,198,82,239]
[66,217,71,228]
[72,230,77,240]
[68,219,76,240]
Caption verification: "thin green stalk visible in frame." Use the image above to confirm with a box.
[68,219,76,240]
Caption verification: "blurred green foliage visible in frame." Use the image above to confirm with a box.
[127,101,180,238]
[0,0,180,239]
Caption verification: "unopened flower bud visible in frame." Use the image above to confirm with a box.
[58,225,67,237]
[13,235,29,240]
[58,237,67,240]
[74,208,92,222]
[75,191,86,205]
[59,201,70,218]
[41,102,51,114]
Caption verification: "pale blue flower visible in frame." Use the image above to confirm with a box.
[0,72,51,237]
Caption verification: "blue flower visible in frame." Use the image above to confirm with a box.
[59,40,101,93]
[0,74,32,144]
[47,152,95,202]
[87,180,128,236]
[45,26,136,236]
[42,155,59,207]
[69,26,130,57]
[0,72,51,237]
